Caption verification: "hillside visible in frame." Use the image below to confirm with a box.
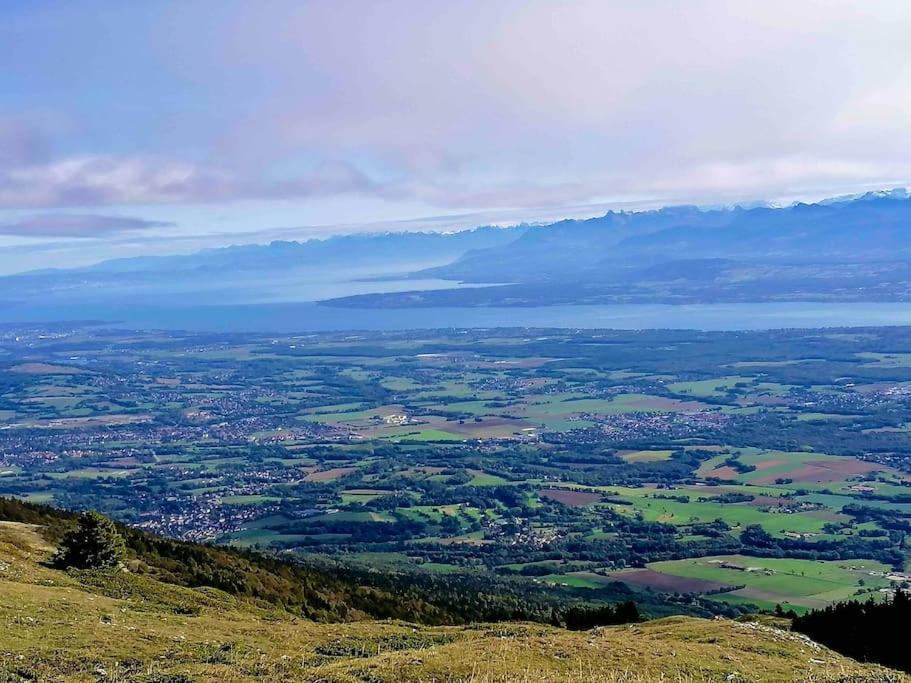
[0,498,643,628]
[0,513,905,682]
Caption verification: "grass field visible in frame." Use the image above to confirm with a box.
[669,376,754,397]
[697,449,889,489]
[220,494,283,505]
[604,492,837,536]
[467,469,509,486]
[637,555,895,611]
[618,449,674,463]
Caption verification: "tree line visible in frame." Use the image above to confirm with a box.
[792,590,911,673]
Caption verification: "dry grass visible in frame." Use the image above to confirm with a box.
[0,523,905,683]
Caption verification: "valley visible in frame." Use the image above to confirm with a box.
[3,325,911,617]
[3,515,894,682]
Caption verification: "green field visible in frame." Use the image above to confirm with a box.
[619,449,674,463]
[604,492,836,536]
[643,555,894,611]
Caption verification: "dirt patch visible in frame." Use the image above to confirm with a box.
[755,458,879,485]
[9,363,89,375]
[630,397,706,412]
[706,466,738,480]
[748,495,790,507]
[305,467,357,482]
[540,488,603,507]
[754,459,787,471]
[606,568,731,594]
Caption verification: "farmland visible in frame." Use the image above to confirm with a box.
[3,324,911,617]
[620,555,896,612]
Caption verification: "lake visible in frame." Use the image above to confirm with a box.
[8,301,911,332]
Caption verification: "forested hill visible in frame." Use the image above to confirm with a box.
[0,497,641,627]
[1,499,904,682]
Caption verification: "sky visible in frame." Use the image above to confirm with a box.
[1,0,911,273]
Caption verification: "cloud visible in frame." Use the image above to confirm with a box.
[0,214,173,238]
[0,156,373,208]
[0,156,228,208]
[2,0,911,215]
[205,0,911,201]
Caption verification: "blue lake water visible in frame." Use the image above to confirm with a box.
[7,301,911,332]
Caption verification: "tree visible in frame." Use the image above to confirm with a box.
[741,524,776,549]
[53,511,125,570]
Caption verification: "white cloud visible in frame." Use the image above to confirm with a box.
[0,156,374,208]
[2,0,911,214]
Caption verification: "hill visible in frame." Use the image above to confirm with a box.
[0,504,905,682]
[0,498,646,628]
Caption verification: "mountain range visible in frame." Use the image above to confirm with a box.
[328,191,911,308]
[0,227,522,309]
[4,190,911,314]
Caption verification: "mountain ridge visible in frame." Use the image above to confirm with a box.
[417,194,911,284]
[322,195,911,308]
[5,191,911,315]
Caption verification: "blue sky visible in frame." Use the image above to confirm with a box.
[1,1,910,273]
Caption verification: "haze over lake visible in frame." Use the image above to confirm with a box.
[8,301,911,333]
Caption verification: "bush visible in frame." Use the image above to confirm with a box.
[53,511,126,570]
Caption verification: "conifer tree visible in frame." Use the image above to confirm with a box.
[53,511,125,570]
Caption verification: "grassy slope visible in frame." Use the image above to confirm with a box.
[0,521,905,683]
